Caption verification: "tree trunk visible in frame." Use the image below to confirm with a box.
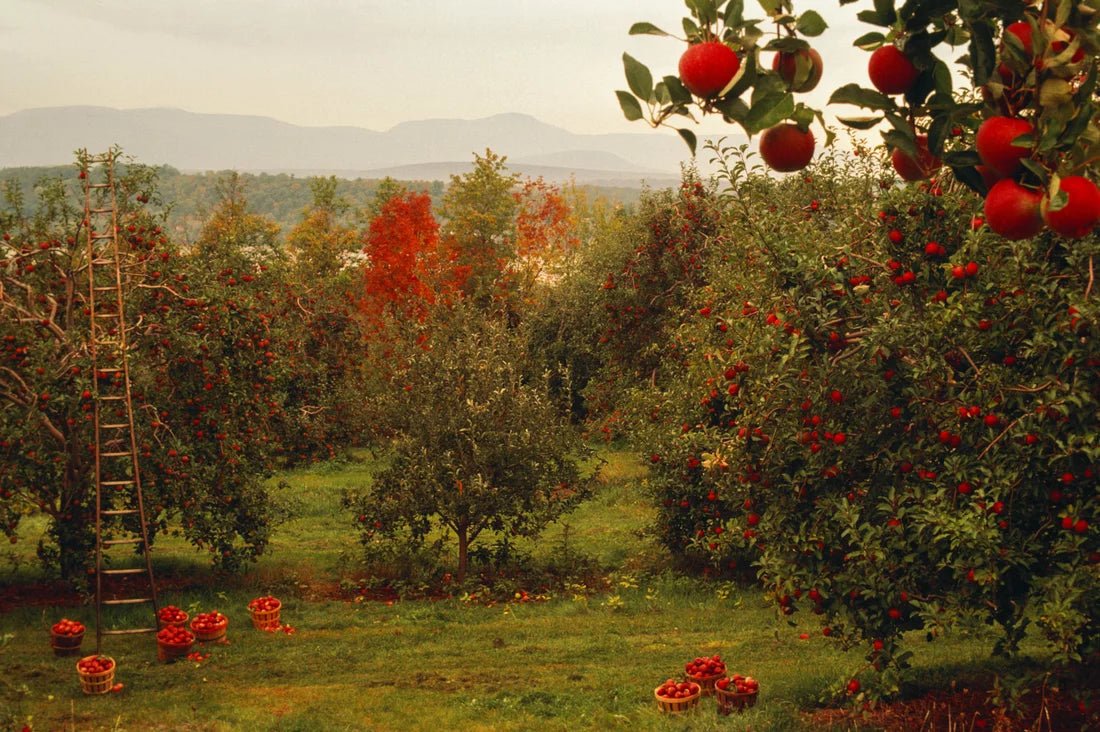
[456,525,469,583]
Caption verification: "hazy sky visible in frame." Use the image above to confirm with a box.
[2,1,872,135]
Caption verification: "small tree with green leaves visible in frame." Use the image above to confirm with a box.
[346,304,591,582]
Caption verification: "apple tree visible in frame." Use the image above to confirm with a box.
[344,303,592,582]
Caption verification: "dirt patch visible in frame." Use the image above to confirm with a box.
[806,679,1098,731]
[0,579,81,612]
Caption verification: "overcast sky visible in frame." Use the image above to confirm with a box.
[2,1,873,135]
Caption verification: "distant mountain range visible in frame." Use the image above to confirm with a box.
[0,106,722,188]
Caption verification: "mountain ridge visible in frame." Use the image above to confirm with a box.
[0,106,708,187]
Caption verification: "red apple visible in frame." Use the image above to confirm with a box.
[868,45,919,95]
[976,116,1034,176]
[773,47,823,93]
[679,41,740,98]
[891,135,941,181]
[1042,176,1100,239]
[759,123,815,172]
[984,179,1043,240]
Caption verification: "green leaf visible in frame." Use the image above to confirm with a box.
[677,128,699,156]
[662,75,694,105]
[743,92,795,134]
[723,0,744,26]
[683,17,700,39]
[795,10,828,37]
[852,31,886,50]
[622,53,654,101]
[943,150,981,167]
[1019,158,1049,185]
[654,81,672,106]
[837,115,883,130]
[968,21,996,86]
[615,91,645,122]
[829,84,893,110]
[629,22,671,37]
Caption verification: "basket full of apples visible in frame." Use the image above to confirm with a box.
[50,618,85,656]
[156,625,195,662]
[654,678,701,713]
[190,610,228,643]
[76,655,115,695]
[157,605,189,630]
[247,595,281,631]
[715,673,759,715]
[684,654,726,695]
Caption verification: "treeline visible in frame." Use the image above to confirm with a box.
[0,165,643,244]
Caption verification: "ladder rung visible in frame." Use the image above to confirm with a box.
[94,286,118,292]
[91,258,115,264]
[88,183,111,189]
[91,234,114,241]
[94,312,121,318]
[101,568,146,576]
[100,395,126,401]
[101,598,152,606]
[89,207,114,214]
[100,423,130,429]
[96,367,123,373]
[100,480,134,486]
[103,538,142,546]
[102,627,156,635]
[101,451,132,458]
[102,510,137,517]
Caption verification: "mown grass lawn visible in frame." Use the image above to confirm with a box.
[0,450,1049,731]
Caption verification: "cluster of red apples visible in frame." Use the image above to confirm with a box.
[673,17,1097,241]
[679,41,821,172]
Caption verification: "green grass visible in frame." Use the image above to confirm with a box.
[0,449,1047,731]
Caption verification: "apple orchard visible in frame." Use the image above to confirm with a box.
[0,0,1097,711]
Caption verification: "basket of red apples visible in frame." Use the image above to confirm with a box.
[654,678,701,713]
[157,605,189,630]
[50,618,85,656]
[684,654,726,695]
[189,610,228,643]
[156,625,195,662]
[715,673,759,715]
[76,655,115,695]
[247,595,281,631]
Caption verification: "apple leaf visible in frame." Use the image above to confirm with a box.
[662,75,694,105]
[952,165,987,196]
[742,92,795,134]
[723,0,744,26]
[622,53,654,102]
[1019,158,1049,185]
[943,150,981,168]
[829,84,892,110]
[966,21,995,86]
[852,31,885,50]
[629,22,670,37]
[795,10,827,37]
[615,91,645,122]
[677,128,698,156]
[837,115,884,130]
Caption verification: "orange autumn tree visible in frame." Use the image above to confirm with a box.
[360,187,442,325]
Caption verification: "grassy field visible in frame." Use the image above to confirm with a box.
[0,451,1052,731]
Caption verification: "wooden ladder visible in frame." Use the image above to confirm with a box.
[80,149,159,653]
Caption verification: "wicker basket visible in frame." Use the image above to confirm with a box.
[190,616,228,643]
[248,599,281,630]
[157,639,193,662]
[76,656,115,695]
[715,686,758,715]
[654,686,701,713]
[50,630,84,657]
[686,670,725,696]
